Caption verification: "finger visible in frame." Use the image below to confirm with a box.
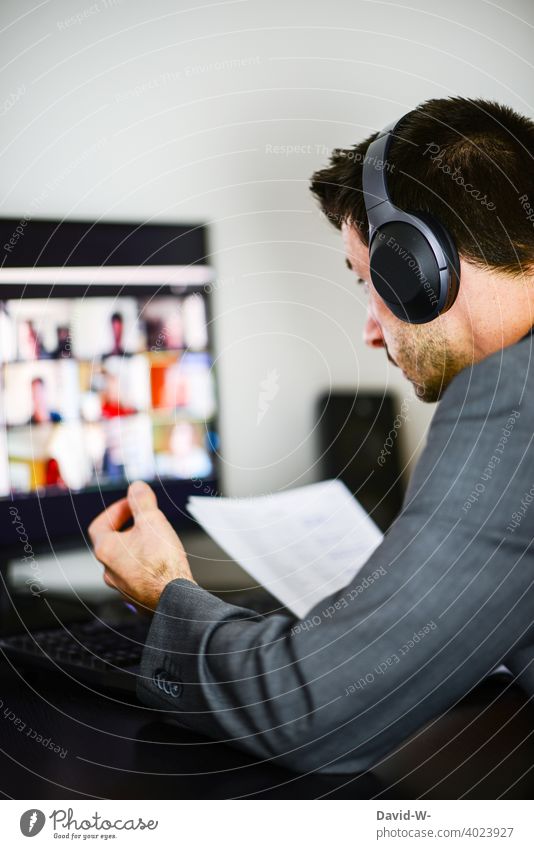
[127,480,158,518]
[88,498,131,544]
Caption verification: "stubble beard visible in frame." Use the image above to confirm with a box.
[387,329,467,404]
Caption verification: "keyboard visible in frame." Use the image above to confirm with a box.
[0,617,149,695]
[0,589,283,697]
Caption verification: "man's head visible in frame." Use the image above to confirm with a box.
[110,311,124,347]
[31,376,47,411]
[310,97,534,401]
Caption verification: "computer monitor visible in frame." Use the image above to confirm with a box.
[0,219,219,554]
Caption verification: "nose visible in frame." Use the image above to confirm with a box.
[363,309,386,348]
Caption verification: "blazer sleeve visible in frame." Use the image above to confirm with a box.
[137,351,534,774]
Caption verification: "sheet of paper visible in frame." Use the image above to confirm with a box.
[187,479,383,618]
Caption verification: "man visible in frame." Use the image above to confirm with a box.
[89,97,534,774]
[51,325,72,359]
[29,377,62,424]
[103,311,126,358]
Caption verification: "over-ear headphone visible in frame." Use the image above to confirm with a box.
[362,114,460,323]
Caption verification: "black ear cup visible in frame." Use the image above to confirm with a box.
[369,221,443,323]
[363,114,461,323]
[416,211,461,313]
[368,215,460,323]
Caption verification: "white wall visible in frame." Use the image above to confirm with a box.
[1,0,533,496]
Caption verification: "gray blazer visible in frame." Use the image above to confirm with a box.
[137,333,534,774]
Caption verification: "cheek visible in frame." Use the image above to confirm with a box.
[369,290,393,330]
[370,294,412,351]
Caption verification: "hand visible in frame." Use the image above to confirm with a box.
[88,480,196,612]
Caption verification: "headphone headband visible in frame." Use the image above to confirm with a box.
[362,119,399,216]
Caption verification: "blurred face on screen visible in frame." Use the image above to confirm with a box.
[31,378,49,422]
[110,314,124,351]
[170,421,194,457]
[341,223,468,402]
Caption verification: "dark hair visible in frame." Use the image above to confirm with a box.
[110,312,123,323]
[310,97,534,276]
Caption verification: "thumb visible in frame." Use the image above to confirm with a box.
[128,480,158,518]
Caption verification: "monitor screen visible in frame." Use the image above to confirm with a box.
[0,267,219,548]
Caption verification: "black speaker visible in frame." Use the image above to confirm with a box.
[317,391,406,531]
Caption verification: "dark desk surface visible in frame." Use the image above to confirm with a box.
[1,652,533,800]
